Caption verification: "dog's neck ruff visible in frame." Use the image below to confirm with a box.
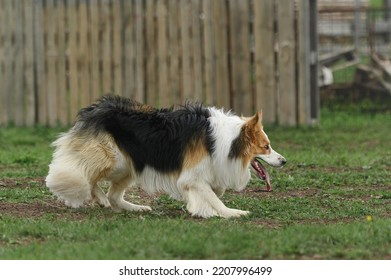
[208,107,244,161]
[206,107,250,190]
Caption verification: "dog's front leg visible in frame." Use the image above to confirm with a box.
[180,181,249,218]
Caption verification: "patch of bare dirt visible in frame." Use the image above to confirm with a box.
[0,177,46,188]
[242,187,320,199]
[0,200,88,220]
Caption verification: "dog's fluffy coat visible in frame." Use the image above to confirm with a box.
[46,95,286,218]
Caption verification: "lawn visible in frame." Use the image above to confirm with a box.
[0,100,390,259]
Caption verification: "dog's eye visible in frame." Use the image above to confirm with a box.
[264,145,269,150]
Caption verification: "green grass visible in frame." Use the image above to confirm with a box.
[370,0,384,9]
[0,101,390,259]
[1,217,389,259]
[0,126,63,177]
[332,56,370,85]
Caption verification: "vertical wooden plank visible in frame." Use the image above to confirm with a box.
[89,0,101,101]
[254,0,276,124]
[180,0,193,101]
[67,0,79,119]
[46,0,58,127]
[35,0,47,125]
[202,0,214,105]
[228,0,252,115]
[79,1,90,107]
[23,0,37,126]
[135,0,144,102]
[168,0,180,104]
[57,0,68,125]
[277,0,296,126]
[297,0,311,126]
[0,0,14,125]
[145,0,157,105]
[123,0,135,99]
[14,1,24,126]
[112,0,123,96]
[157,0,169,106]
[5,0,15,124]
[309,0,319,124]
[192,0,202,101]
[102,0,112,93]
[0,0,7,125]
[212,0,229,109]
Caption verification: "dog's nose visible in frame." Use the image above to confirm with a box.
[280,157,287,165]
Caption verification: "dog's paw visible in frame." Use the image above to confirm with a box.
[219,208,250,218]
[112,205,152,212]
[136,205,152,212]
[110,201,152,212]
[122,204,152,212]
[95,198,111,208]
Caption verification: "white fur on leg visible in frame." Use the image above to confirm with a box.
[183,182,249,218]
[46,164,92,208]
[107,179,152,212]
[91,185,111,207]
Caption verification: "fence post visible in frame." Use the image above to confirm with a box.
[0,0,5,125]
[135,1,145,103]
[191,0,203,103]
[78,1,91,108]
[67,0,79,119]
[157,0,170,107]
[24,0,36,126]
[180,0,193,102]
[112,0,123,99]
[297,0,311,126]
[309,0,319,124]
[277,0,296,126]
[46,0,58,127]
[354,0,361,52]
[385,0,391,44]
[202,0,215,106]
[228,0,252,116]
[89,0,101,103]
[14,1,24,126]
[2,0,14,125]
[34,0,47,125]
[57,0,68,126]
[254,0,276,124]
[212,0,230,110]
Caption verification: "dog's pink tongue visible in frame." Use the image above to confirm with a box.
[258,162,271,192]
[251,159,272,192]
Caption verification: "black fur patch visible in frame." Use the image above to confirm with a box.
[76,95,215,173]
[228,134,243,159]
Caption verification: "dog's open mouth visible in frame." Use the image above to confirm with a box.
[251,158,271,192]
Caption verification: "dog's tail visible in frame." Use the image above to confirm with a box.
[45,133,92,207]
[46,162,92,208]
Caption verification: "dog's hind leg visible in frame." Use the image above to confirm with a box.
[107,178,152,212]
[91,185,111,207]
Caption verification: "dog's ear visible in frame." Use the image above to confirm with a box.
[248,111,262,127]
[257,111,263,123]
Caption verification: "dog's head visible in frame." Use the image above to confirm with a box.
[242,112,286,191]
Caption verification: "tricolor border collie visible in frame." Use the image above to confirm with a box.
[46,95,286,218]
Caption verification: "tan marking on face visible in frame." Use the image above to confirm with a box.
[240,111,271,167]
[182,138,208,170]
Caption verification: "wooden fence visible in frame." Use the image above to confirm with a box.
[0,0,318,127]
